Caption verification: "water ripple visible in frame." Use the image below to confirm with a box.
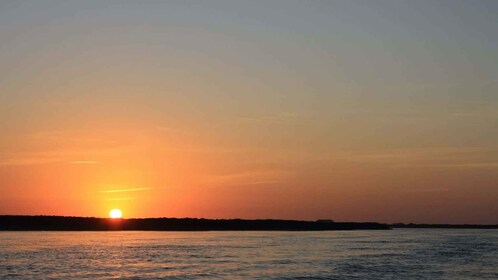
[0,230,497,279]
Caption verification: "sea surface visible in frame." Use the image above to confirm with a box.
[1,229,497,279]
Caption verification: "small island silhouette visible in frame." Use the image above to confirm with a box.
[0,216,390,231]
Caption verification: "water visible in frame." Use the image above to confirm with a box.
[1,229,497,279]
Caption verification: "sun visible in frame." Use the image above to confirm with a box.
[109,209,122,219]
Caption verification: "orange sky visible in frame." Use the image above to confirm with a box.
[1,1,497,223]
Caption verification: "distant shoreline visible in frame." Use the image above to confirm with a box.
[0,215,390,231]
[1,216,496,231]
[390,223,498,229]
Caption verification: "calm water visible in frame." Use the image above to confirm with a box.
[1,229,497,279]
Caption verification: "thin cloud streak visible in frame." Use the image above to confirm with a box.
[402,188,450,193]
[99,187,153,193]
[428,163,498,169]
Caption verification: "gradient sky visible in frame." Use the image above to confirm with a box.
[1,0,497,223]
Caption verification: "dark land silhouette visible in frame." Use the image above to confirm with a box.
[390,223,498,229]
[0,216,390,231]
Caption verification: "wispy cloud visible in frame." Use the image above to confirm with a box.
[235,112,306,125]
[402,188,449,193]
[428,162,498,169]
[0,157,64,166]
[204,170,288,186]
[103,197,134,201]
[98,187,153,193]
[29,130,119,145]
[346,147,483,161]
[228,180,282,186]
[340,147,488,166]
[0,143,125,166]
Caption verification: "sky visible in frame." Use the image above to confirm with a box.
[0,0,497,224]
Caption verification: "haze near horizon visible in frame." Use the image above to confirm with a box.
[1,0,497,224]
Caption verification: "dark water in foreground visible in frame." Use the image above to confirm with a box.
[1,229,497,279]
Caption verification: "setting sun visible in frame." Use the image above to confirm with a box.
[109,209,122,219]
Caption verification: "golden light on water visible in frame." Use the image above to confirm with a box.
[109,209,123,219]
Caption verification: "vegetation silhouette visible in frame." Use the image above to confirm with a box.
[0,216,390,231]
